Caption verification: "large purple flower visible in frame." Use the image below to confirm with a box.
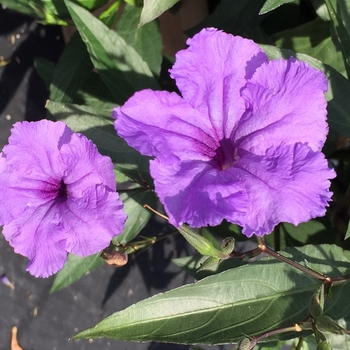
[0,120,127,277]
[113,28,335,237]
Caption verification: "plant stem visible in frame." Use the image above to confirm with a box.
[295,337,304,350]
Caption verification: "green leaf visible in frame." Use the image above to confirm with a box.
[50,2,122,104]
[117,4,162,75]
[0,0,110,22]
[50,32,93,103]
[34,58,55,87]
[75,244,350,344]
[316,315,347,334]
[324,317,350,349]
[187,0,266,38]
[345,220,350,240]
[260,44,350,138]
[50,253,104,293]
[324,0,350,77]
[139,0,180,27]
[46,101,151,182]
[259,0,296,15]
[311,0,331,21]
[115,190,157,244]
[273,18,346,77]
[65,1,158,105]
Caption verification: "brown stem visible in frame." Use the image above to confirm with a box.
[257,237,329,282]
[248,323,312,349]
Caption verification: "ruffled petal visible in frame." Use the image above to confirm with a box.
[150,159,248,228]
[2,202,68,278]
[2,120,69,179]
[61,133,116,193]
[235,58,328,154]
[0,153,59,224]
[171,28,268,140]
[114,90,219,164]
[63,184,127,256]
[234,143,335,237]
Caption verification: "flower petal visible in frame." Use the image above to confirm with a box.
[3,120,69,179]
[3,202,68,278]
[150,159,248,228]
[61,132,116,193]
[234,143,335,237]
[235,58,328,154]
[171,28,267,140]
[63,184,127,256]
[114,90,219,164]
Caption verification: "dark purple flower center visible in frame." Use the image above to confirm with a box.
[57,180,68,201]
[212,139,238,170]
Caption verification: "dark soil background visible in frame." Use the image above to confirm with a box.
[0,6,232,350]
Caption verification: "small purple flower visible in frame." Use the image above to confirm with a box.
[0,120,127,277]
[113,28,335,237]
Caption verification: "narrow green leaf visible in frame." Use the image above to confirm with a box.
[65,1,158,104]
[115,190,157,244]
[317,315,347,335]
[139,0,180,27]
[273,18,346,77]
[260,44,350,138]
[34,58,55,87]
[117,4,162,75]
[50,253,104,293]
[46,101,151,182]
[324,0,350,77]
[0,0,45,19]
[259,0,295,15]
[75,244,350,344]
[50,32,93,103]
[187,0,266,38]
[345,220,350,240]
[50,2,122,104]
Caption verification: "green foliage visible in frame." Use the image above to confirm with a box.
[116,4,162,75]
[75,245,350,345]
[260,0,296,15]
[324,0,350,77]
[0,0,110,24]
[139,0,180,27]
[50,253,104,293]
[65,0,159,105]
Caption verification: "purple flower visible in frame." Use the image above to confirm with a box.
[113,28,335,237]
[0,120,127,277]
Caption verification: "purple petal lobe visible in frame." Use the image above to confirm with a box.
[171,27,268,140]
[63,185,126,256]
[3,203,68,278]
[0,120,127,278]
[114,90,219,164]
[234,143,335,237]
[235,58,328,154]
[150,159,248,228]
